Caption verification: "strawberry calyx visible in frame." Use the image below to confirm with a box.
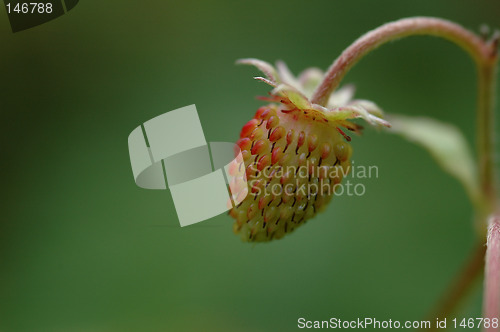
[237,58,391,133]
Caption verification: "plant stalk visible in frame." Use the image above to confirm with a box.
[312,17,498,321]
[484,217,500,330]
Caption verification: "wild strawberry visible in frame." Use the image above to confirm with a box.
[229,59,390,242]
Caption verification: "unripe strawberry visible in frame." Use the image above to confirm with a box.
[230,59,390,242]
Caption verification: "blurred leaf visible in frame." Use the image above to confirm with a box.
[387,114,481,208]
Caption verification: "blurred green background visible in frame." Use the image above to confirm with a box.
[1,1,499,331]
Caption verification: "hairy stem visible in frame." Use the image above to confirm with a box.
[484,216,500,329]
[312,17,498,320]
[312,17,498,210]
[312,17,493,106]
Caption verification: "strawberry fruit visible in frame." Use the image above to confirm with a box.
[229,59,390,242]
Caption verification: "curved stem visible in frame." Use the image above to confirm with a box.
[312,17,499,320]
[312,16,498,211]
[312,17,494,106]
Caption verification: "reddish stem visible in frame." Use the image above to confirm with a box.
[484,216,500,330]
[311,17,494,106]
[311,17,499,321]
